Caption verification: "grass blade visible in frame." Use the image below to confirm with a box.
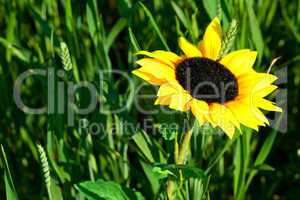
[244,115,283,195]
[202,0,217,19]
[1,145,19,200]
[139,2,170,51]
[132,131,155,163]
[128,27,141,52]
[254,125,279,166]
[246,1,264,61]
[171,1,190,31]
[105,18,127,51]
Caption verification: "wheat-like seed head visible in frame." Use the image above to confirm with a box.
[37,144,51,188]
[60,42,73,71]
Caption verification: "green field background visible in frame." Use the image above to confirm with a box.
[0,0,299,199]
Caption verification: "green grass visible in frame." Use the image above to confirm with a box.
[0,0,299,199]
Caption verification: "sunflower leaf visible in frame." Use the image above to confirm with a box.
[75,179,145,200]
[153,164,206,181]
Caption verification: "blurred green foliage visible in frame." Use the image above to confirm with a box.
[0,0,299,199]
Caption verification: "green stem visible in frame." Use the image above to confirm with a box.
[177,129,193,165]
[167,129,193,199]
[47,185,53,200]
[167,180,175,200]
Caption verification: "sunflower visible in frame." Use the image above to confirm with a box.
[132,17,282,138]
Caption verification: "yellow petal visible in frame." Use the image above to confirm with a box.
[220,50,257,76]
[169,92,192,111]
[253,107,270,126]
[201,17,222,60]
[178,37,202,57]
[254,98,282,112]
[210,103,236,139]
[251,73,278,92]
[226,99,265,131]
[156,82,192,111]
[198,40,205,55]
[154,50,181,64]
[219,121,235,139]
[154,95,172,105]
[205,112,217,127]
[221,105,240,129]
[238,72,277,86]
[191,99,209,125]
[136,50,180,68]
[157,82,184,96]
[255,85,278,98]
[210,103,240,129]
[135,58,176,81]
[237,72,278,99]
[132,69,165,85]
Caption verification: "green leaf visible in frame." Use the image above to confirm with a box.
[233,137,245,197]
[75,179,144,200]
[132,131,155,163]
[49,177,64,200]
[86,2,97,41]
[152,166,174,179]
[171,1,190,30]
[65,0,73,32]
[244,116,283,195]
[254,115,282,166]
[202,0,218,19]
[117,0,132,17]
[105,18,127,51]
[205,136,236,174]
[251,164,275,172]
[191,12,200,39]
[0,37,30,62]
[46,130,71,183]
[265,0,278,28]
[281,2,300,42]
[1,145,19,200]
[153,164,206,180]
[140,161,160,194]
[254,127,278,166]
[246,1,264,61]
[128,27,141,52]
[29,6,59,47]
[139,2,170,50]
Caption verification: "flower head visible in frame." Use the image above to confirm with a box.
[132,17,282,138]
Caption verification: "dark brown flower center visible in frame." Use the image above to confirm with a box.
[175,57,238,103]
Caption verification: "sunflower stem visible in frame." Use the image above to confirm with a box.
[167,180,175,200]
[177,129,193,165]
[167,129,193,199]
[174,133,179,163]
